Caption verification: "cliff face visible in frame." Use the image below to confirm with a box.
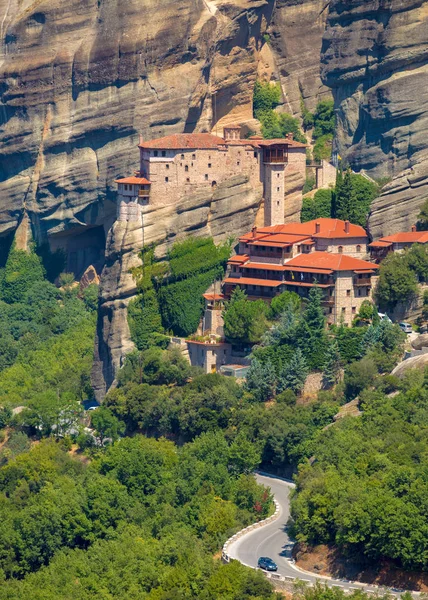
[269,0,331,115]
[0,0,271,255]
[321,0,428,237]
[92,175,262,399]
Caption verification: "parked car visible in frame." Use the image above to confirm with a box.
[399,322,413,334]
[257,557,278,571]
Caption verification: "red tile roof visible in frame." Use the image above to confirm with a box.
[283,266,333,275]
[115,176,151,184]
[241,219,367,243]
[224,277,283,288]
[139,133,225,150]
[241,262,287,271]
[228,254,249,264]
[375,231,428,244]
[203,293,225,301]
[138,132,304,151]
[285,251,378,273]
[369,241,393,248]
[249,233,308,246]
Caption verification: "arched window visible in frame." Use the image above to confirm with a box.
[356,245,361,253]
[338,246,343,254]
[185,165,189,172]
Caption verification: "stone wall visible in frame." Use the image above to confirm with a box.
[333,273,377,326]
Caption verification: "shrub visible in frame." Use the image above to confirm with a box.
[253,80,281,118]
[303,176,316,195]
[1,246,46,304]
[375,253,418,310]
[269,291,301,319]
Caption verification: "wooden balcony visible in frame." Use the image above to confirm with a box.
[284,276,335,286]
[354,278,371,286]
[263,147,288,164]
[138,190,150,198]
[322,297,335,305]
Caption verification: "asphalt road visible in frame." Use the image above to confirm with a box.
[227,473,408,596]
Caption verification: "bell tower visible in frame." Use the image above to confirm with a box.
[260,141,289,227]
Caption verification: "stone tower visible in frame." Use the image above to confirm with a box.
[261,141,289,227]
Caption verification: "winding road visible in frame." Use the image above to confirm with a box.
[226,473,411,596]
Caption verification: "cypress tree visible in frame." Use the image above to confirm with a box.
[302,286,327,369]
[335,168,354,222]
[322,340,342,388]
[278,349,308,394]
[245,358,277,401]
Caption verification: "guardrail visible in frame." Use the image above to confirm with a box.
[221,474,422,597]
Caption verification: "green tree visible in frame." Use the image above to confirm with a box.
[301,286,327,369]
[322,340,342,389]
[301,189,333,223]
[353,299,376,326]
[334,170,378,226]
[375,253,418,310]
[301,98,314,131]
[416,198,428,230]
[20,392,82,438]
[228,433,261,475]
[82,283,99,311]
[313,100,335,139]
[335,168,354,222]
[253,80,281,117]
[344,356,378,399]
[269,291,301,319]
[223,289,269,345]
[1,246,45,304]
[245,358,277,401]
[406,243,428,281]
[128,289,164,350]
[278,349,308,394]
[313,134,333,162]
[91,407,125,445]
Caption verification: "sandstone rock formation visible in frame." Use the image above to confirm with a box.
[269,0,331,115]
[392,353,428,378]
[0,0,272,259]
[320,0,428,238]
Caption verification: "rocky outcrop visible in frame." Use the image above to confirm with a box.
[392,353,428,378]
[93,174,262,400]
[0,0,272,251]
[411,334,428,351]
[320,0,428,237]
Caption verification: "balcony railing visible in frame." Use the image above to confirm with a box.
[250,250,286,259]
[263,157,288,164]
[354,278,372,286]
[138,190,150,198]
[322,297,335,305]
[284,276,335,286]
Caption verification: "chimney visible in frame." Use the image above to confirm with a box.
[252,226,257,238]
[139,133,143,145]
[345,220,350,234]
[286,133,294,141]
[315,222,321,234]
[412,224,417,232]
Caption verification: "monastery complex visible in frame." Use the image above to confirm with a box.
[114,126,427,375]
[115,125,306,228]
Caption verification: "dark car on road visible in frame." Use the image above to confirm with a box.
[257,557,278,571]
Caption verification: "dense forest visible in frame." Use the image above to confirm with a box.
[0,223,427,597]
